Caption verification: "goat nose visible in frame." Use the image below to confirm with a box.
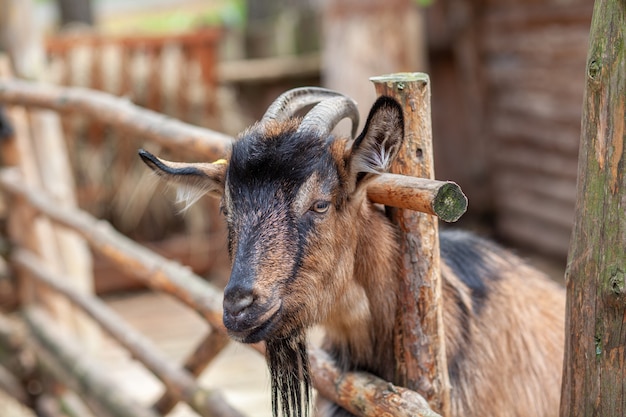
[223,290,254,317]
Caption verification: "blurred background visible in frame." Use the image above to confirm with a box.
[1,0,593,284]
[0,0,593,415]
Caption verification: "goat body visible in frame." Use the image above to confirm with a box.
[140,88,565,417]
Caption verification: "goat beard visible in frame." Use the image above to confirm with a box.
[265,330,312,417]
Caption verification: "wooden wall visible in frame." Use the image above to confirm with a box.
[427,0,593,257]
[482,1,592,256]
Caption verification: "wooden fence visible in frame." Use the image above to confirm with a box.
[0,66,466,417]
[42,29,227,295]
[46,28,222,128]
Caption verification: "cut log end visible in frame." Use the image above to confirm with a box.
[433,182,468,223]
[370,72,430,85]
[367,174,468,222]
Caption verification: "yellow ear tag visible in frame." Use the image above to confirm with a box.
[213,159,228,165]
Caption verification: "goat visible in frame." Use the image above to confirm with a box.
[139,87,565,417]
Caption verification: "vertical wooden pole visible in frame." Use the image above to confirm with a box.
[0,0,97,349]
[87,37,105,145]
[371,73,450,417]
[0,58,97,347]
[0,55,43,306]
[560,0,625,415]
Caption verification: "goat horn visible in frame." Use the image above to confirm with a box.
[261,87,353,124]
[296,95,359,139]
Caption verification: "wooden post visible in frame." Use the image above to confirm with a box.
[371,73,450,416]
[1,0,97,349]
[559,0,626,415]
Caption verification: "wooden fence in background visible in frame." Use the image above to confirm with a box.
[43,29,227,295]
[46,28,222,129]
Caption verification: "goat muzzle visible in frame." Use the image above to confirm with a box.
[223,285,283,343]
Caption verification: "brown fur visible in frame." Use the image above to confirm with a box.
[255,118,301,140]
[315,188,565,417]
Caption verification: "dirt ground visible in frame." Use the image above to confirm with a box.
[0,393,34,417]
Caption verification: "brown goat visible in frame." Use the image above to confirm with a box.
[139,88,565,417]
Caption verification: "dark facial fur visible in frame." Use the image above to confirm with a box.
[266,331,312,417]
[222,122,341,417]
[220,100,404,417]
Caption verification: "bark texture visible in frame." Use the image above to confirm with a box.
[372,73,451,416]
[560,0,626,415]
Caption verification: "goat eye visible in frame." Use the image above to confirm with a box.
[310,200,331,214]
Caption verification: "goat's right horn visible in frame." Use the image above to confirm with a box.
[296,95,359,139]
[261,87,352,123]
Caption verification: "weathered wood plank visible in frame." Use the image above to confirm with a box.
[217,53,320,84]
[492,113,581,155]
[495,188,575,230]
[496,214,572,256]
[494,170,577,205]
[493,145,579,180]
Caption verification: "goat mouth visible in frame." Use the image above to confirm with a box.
[227,305,283,344]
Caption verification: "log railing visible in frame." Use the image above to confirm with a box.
[46,29,222,128]
[0,74,465,416]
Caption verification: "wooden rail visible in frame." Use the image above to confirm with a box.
[0,78,461,416]
[46,29,222,128]
[0,79,231,160]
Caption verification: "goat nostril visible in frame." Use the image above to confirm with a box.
[225,293,254,316]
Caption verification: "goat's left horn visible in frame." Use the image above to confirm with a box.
[297,95,359,139]
[261,87,353,124]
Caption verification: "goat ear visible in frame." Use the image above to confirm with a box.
[138,149,227,209]
[349,96,404,189]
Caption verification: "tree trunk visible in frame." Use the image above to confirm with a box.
[55,0,94,27]
[559,0,626,415]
